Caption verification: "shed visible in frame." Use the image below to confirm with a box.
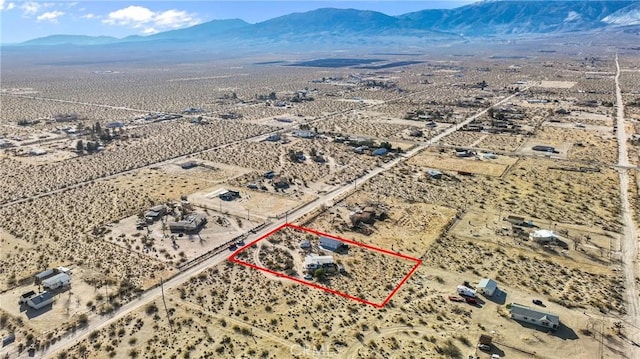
[477,278,498,296]
[426,169,442,179]
[532,145,556,153]
[372,148,388,156]
[319,236,347,252]
[300,240,311,250]
[27,291,54,310]
[181,161,199,170]
[2,333,15,347]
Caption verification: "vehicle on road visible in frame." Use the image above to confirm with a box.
[228,244,237,251]
[448,295,465,302]
[532,299,543,306]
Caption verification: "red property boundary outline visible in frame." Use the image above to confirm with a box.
[228,223,422,308]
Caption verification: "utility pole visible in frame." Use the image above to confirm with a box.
[160,277,173,334]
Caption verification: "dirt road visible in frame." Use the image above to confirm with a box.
[615,53,640,355]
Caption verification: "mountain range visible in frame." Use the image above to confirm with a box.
[14,1,640,48]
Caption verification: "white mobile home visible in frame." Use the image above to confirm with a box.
[509,303,559,330]
[42,273,71,290]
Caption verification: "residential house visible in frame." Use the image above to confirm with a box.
[304,254,337,273]
[145,205,167,223]
[509,303,560,330]
[169,214,207,234]
[219,190,240,201]
[27,291,54,310]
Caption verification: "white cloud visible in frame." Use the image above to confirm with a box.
[103,5,200,33]
[37,10,64,22]
[6,2,15,10]
[20,1,54,16]
[82,13,98,19]
[154,9,199,28]
[21,1,40,15]
[103,5,155,27]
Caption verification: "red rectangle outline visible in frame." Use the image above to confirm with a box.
[228,223,422,308]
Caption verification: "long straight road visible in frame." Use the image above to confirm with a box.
[614,53,640,356]
[16,89,525,359]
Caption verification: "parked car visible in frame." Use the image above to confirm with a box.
[491,354,501,359]
[465,297,477,305]
[448,295,465,302]
[532,299,543,306]
[304,274,313,280]
[478,343,491,351]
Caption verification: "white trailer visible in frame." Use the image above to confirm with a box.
[456,285,477,298]
[42,273,71,290]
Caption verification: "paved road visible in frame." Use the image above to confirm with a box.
[615,53,640,356]
[8,89,523,359]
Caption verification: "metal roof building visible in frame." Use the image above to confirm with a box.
[319,236,347,252]
[27,291,54,310]
[509,303,559,330]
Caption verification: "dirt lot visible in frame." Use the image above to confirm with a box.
[407,150,517,177]
[189,186,314,220]
[103,211,259,265]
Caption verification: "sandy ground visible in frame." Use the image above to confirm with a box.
[0,51,637,359]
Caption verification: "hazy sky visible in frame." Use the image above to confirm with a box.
[0,1,474,43]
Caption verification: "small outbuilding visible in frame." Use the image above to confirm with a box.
[372,148,388,156]
[426,169,442,179]
[300,240,311,250]
[477,278,498,296]
[319,236,348,253]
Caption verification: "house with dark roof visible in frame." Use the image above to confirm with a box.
[319,236,348,252]
[509,303,559,330]
[169,214,207,234]
[27,291,54,310]
[219,190,240,201]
